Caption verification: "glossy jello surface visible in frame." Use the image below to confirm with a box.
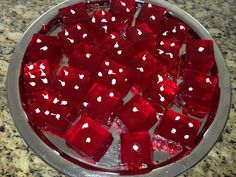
[19,0,220,174]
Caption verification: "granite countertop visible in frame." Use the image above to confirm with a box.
[0,0,235,176]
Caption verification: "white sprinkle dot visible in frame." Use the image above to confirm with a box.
[175,116,181,120]
[82,123,89,129]
[133,144,139,151]
[137,67,144,72]
[126,8,130,13]
[53,98,59,104]
[119,68,123,73]
[137,29,142,35]
[159,94,165,102]
[36,39,42,43]
[91,16,96,23]
[121,1,126,6]
[42,94,49,99]
[35,108,40,113]
[188,87,193,91]
[132,107,139,112]
[114,42,119,48]
[86,137,91,143]
[29,73,35,78]
[111,16,116,22]
[61,100,68,105]
[172,26,177,33]
[65,30,69,36]
[82,33,87,38]
[101,10,105,15]
[166,52,173,58]
[83,102,88,107]
[184,135,189,139]
[40,46,48,51]
[74,85,79,90]
[64,70,69,76]
[111,34,116,39]
[67,38,74,43]
[206,78,212,84]
[160,85,164,91]
[77,25,81,30]
[111,78,116,85]
[105,61,110,66]
[59,80,65,87]
[70,9,76,14]
[198,47,205,52]
[148,3,152,8]
[188,122,194,127]
[170,42,176,47]
[55,114,60,120]
[142,54,146,61]
[117,50,122,55]
[108,69,113,75]
[162,31,168,36]
[101,18,108,23]
[98,72,103,77]
[180,25,185,30]
[41,78,48,84]
[97,96,102,102]
[171,128,177,134]
[150,15,156,20]
[157,49,164,54]
[45,110,50,115]
[85,53,91,59]
[160,41,164,45]
[28,65,34,70]
[109,92,114,97]
[102,25,108,33]
[79,74,84,79]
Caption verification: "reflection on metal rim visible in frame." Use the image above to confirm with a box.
[7,0,231,176]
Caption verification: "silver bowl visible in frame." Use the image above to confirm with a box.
[7,0,231,176]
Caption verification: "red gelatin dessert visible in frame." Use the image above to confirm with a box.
[184,39,215,73]
[19,0,220,171]
[155,110,201,147]
[58,2,89,29]
[28,93,78,137]
[26,34,62,72]
[136,3,167,34]
[65,116,114,161]
[23,60,51,97]
[177,69,218,118]
[70,44,104,72]
[116,95,160,132]
[57,23,93,56]
[101,32,133,65]
[129,50,162,89]
[93,59,133,96]
[143,72,180,108]
[109,0,136,21]
[127,23,156,52]
[53,66,92,104]
[121,132,153,165]
[80,83,123,127]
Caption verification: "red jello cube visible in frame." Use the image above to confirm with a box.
[101,33,133,65]
[143,72,180,108]
[127,23,156,52]
[129,50,162,89]
[81,83,123,127]
[69,44,104,72]
[116,95,160,132]
[159,18,190,43]
[65,116,114,162]
[28,93,78,137]
[154,110,201,147]
[23,60,51,97]
[57,23,93,56]
[58,2,89,29]
[184,39,215,73]
[121,132,153,165]
[53,67,92,104]
[89,9,120,40]
[93,59,133,96]
[136,3,167,34]
[154,38,182,78]
[177,69,218,117]
[109,0,136,20]
[26,34,62,72]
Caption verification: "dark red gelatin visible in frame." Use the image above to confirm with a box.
[155,109,201,147]
[59,2,90,29]
[116,95,160,132]
[93,59,133,96]
[65,116,114,162]
[121,132,153,165]
[136,3,167,34]
[52,66,92,104]
[80,83,123,127]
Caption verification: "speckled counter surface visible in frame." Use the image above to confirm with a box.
[0,0,235,176]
